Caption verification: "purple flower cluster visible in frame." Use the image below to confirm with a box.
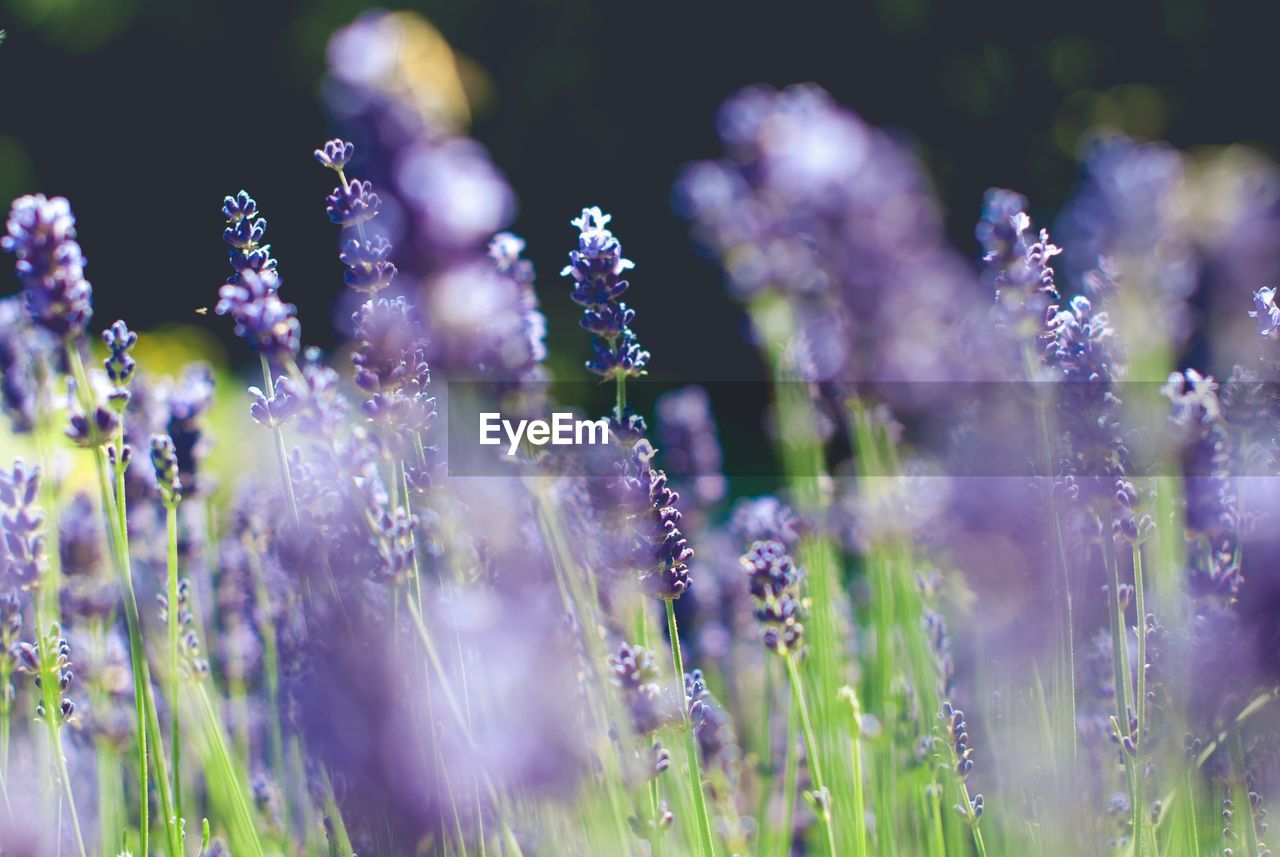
[562,207,650,380]
[619,440,693,600]
[215,192,300,357]
[656,386,726,506]
[678,83,989,385]
[2,194,94,340]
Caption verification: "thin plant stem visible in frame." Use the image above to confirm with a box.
[776,692,799,857]
[166,502,184,826]
[781,650,837,857]
[65,342,179,857]
[260,355,300,528]
[664,598,718,857]
[839,686,870,857]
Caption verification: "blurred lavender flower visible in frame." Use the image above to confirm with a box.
[562,207,650,380]
[0,296,54,433]
[2,194,93,340]
[609,641,672,736]
[167,362,216,494]
[729,495,802,547]
[0,460,46,589]
[677,84,990,385]
[656,386,726,506]
[1055,136,1197,363]
[489,231,548,367]
[978,189,1062,346]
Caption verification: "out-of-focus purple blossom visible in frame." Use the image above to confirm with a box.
[1162,370,1241,597]
[1045,292,1140,533]
[0,296,54,433]
[677,84,990,385]
[978,190,1062,345]
[0,460,46,589]
[323,12,514,270]
[489,231,547,366]
[729,496,802,547]
[425,259,547,382]
[1250,286,1280,336]
[167,362,215,494]
[2,194,94,340]
[1055,136,1197,362]
[59,493,102,579]
[656,386,726,505]
[685,668,737,772]
[609,641,672,736]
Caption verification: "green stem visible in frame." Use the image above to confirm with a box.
[776,692,799,857]
[261,355,300,528]
[781,650,837,857]
[615,370,627,423]
[166,502,185,827]
[664,599,717,857]
[65,342,181,857]
[1132,541,1148,857]
[839,687,870,857]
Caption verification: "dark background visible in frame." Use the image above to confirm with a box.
[1,0,1276,386]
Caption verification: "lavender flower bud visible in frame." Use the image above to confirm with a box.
[215,269,300,357]
[608,641,670,736]
[314,137,355,171]
[150,434,182,507]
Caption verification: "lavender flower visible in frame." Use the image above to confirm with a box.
[1162,370,1241,596]
[489,231,548,367]
[102,319,137,411]
[216,191,299,356]
[562,207,650,380]
[656,386,726,505]
[1055,136,1196,358]
[978,190,1062,344]
[150,434,182,507]
[619,440,692,600]
[677,84,990,385]
[316,138,398,294]
[0,460,46,589]
[0,295,53,432]
[2,194,93,340]
[729,496,801,547]
[609,641,671,735]
[740,539,805,652]
[167,362,216,494]
[222,189,278,286]
[215,269,301,357]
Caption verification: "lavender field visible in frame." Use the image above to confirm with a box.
[4,8,1280,857]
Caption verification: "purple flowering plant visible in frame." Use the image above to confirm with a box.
[5,13,1280,857]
